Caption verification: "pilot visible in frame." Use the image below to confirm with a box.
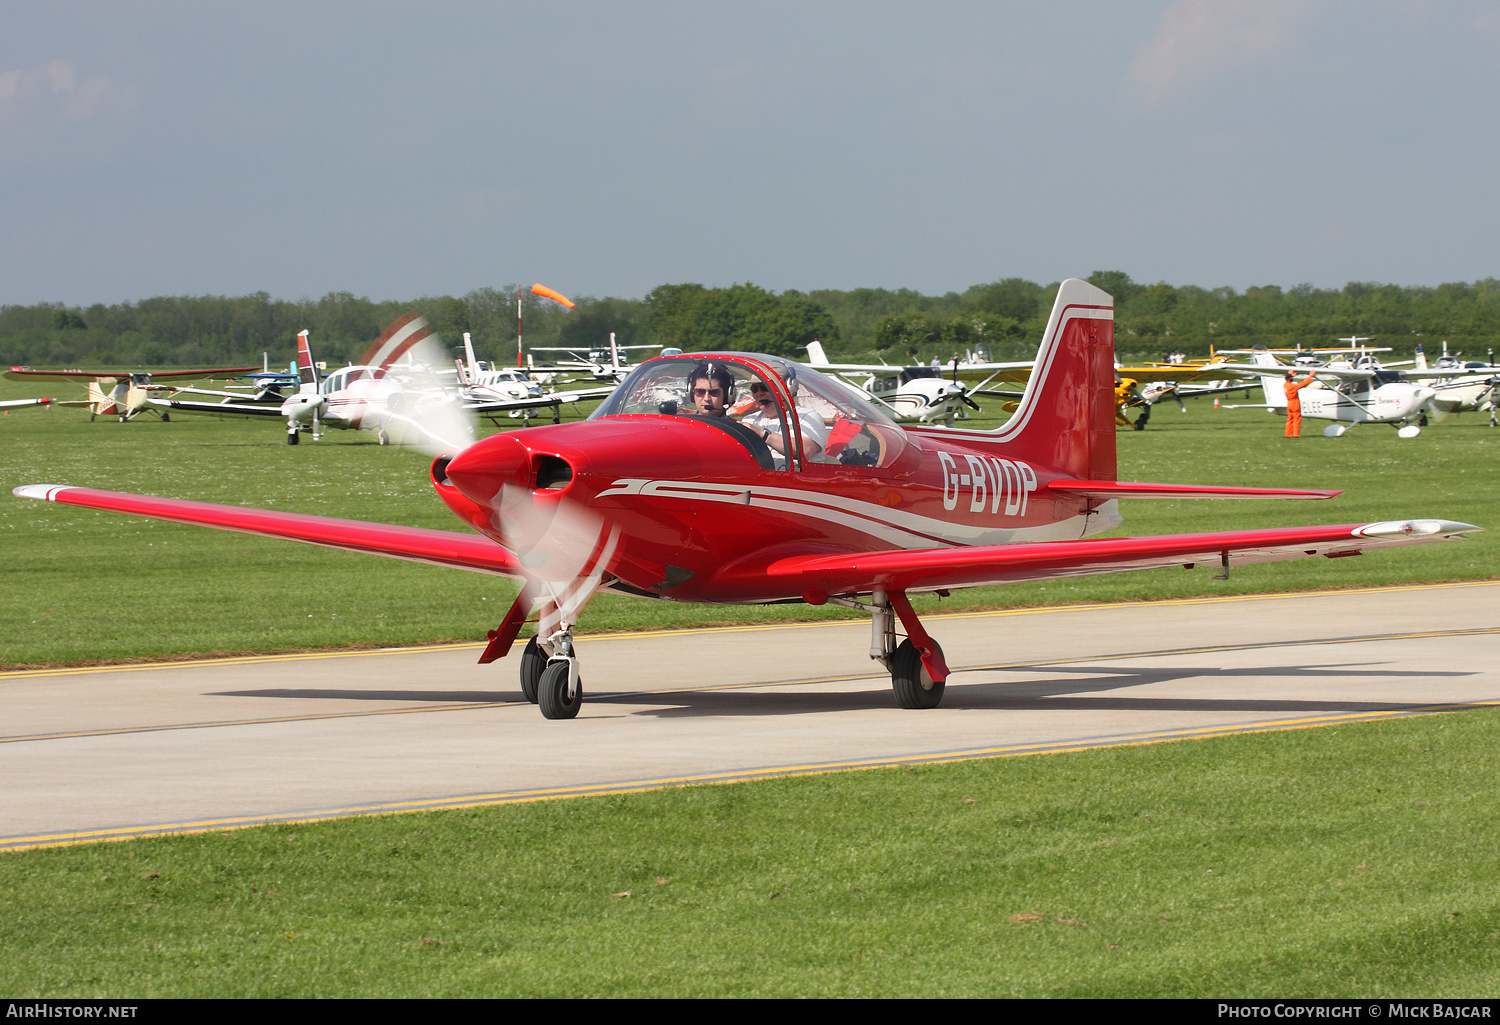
[687,361,734,417]
[1283,369,1316,438]
[740,363,828,467]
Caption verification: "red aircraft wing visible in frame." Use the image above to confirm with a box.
[759,520,1479,600]
[13,485,521,577]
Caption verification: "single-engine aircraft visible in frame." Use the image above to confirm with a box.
[1412,343,1500,426]
[14,280,1479,719]
[1221,348,1455,437]
[5,365,258,421]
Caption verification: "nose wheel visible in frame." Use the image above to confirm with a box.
[519,637,545,703]
[537,660,583,719]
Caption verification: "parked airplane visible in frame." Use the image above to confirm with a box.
[1413,342,1500,426]
[456,333,616,422]
[5,365,257,421]
[804,341,1028,426]
[529,333,662,382]
[1222,348,1473,437]
[16,280,1478,720]
[157,317,473,450]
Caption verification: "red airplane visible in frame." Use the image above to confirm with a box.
[13,280,1479,718]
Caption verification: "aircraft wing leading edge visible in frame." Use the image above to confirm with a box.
[13,485,521,577]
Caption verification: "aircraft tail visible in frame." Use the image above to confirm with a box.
[1252,349,1287,409]
[463,332,481,379]
[806,339,831,367]
[988,278,1116,481]
[296,330,320,391]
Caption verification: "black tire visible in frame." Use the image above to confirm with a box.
[891,638,945,709]
[519,637,545,704]
[161,413,170,422]
[287,431,299,445]
[537,661,582,720]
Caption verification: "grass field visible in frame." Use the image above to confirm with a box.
[2,376,1496,997]
[0,379,1493,667]
[1,707,1497,997]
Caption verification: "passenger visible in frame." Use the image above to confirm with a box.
[688,361,734,417]
[740,365,828,466]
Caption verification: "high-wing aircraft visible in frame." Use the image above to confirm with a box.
[1412,343,1500,426]
[5,365,258,421]
[1221,348,1452,437]
[804,341,1028,426]
[14,280,1478,719]
[529,333,663,382]
[157,317,473,450]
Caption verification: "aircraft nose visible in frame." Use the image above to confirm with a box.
[442,431,534,508]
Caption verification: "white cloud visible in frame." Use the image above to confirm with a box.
[1128,0,1307,103]
[0,59,138,165]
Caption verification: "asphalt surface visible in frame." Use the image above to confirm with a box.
[2,581,1496,850]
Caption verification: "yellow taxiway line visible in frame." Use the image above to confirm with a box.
[5,697,1496,853]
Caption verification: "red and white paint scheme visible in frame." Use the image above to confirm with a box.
[14,280,1480,719]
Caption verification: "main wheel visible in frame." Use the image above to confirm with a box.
[537,661,582,720]
[891,638,945,709]
[287,431,299,445]
[377,429,390,446]
[519,637,545,704]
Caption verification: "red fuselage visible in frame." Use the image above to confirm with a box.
[436,411,1110,606]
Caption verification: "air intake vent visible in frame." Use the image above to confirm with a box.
[534,456,573,491]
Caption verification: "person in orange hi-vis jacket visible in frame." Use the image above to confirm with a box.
[1284,369,1316,437]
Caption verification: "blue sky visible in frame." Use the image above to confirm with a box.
[4,1,1497,304]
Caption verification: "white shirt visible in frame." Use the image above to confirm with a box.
[741,405,829,467]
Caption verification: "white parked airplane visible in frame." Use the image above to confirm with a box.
[1222,348,1438,437]
[157,316,473,450]
[803,341,1030,426]
[1412,342,1500,426]
[457,333,616,422]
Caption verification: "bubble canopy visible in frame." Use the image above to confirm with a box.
[588,353,908,470]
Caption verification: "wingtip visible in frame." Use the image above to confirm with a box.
[12,484,70,501]
[1354,519,1482,539]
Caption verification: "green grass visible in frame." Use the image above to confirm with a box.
[2,707,1497,997]
[0,380,1492,667]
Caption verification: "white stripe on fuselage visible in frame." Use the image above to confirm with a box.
[596,478,1100,548]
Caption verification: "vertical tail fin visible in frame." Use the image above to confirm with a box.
[297,330,319,392]
[990,278,1116,481]
[806,339,830,367]
[1252,349,1287,409]
[463,332,480,379]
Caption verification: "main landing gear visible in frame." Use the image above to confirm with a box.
[824,588,951,709]
[488,587,950,718]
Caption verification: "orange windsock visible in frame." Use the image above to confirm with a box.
[531,283,575,309]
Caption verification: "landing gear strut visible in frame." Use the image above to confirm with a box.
[826,588,951,709]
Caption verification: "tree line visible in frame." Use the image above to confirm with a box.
[5,273,1499,370]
